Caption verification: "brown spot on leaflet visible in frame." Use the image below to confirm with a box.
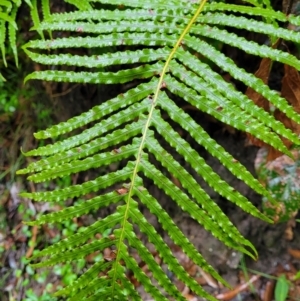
[116,188,128,195]
[104,250,117,262]
[161,82,167,89]
[108,234,115,240]
[112,148,121,154]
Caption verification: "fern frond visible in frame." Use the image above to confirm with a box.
[20,1,300,300]
[25,61,163,84]
[27,143,138,182]
[32,79,157,139]
[31,236,117,268]
[90,0,197,10]
[18,121,143,173]
[0,19,7,67]
[184,36,300,131]
[30,0,44,39]
[124,222,187,301]
[191,25,300,65]
[55,261,113,296]
[0,0,20,69]
[23,100,151,156]
[8,4,18,66]
[127,207,217,301]
[30,209,124,259]
[22,33,174,50]
[0,12,17,29]
[24,47,170,68]
[21,165,133,201]
[165,75,291,155]
[198,13,300,43]
[45,8,187,23]
[204,3,286,20]
[26,191,124,225]
[64,0,92,11]
[41,0,50,20]
[132,180,228,287]
[156,92,274,202]
[117,242,170,301]
[140,158,256,259]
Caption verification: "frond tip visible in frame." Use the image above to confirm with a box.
[19,0,300,300]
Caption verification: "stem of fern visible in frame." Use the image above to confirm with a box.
[111,0,208,297]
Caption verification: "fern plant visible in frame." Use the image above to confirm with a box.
[18,0,300,300]
[0,0,23,81]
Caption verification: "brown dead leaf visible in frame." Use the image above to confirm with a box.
[288,248,300,259]
[246,58,272,148]
[246,58,273,110]
[216,275,260,301]
[245,40,300,161]
[275,64,300,134]
[269,64,300,159]
[262,280,275,301]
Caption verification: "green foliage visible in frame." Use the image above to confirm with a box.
[255,148,300,222]
[0,0,21,80]
[19,0,300,300]
[275,275,290,301]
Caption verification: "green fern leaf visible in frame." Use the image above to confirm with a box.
[26,191,124,225]
[133,180,228,287]
[64,0,92,11]
[92,0,196,10]
[24,47,170,68]
[184,36,300,132]
[0,12,17,29]
[0,19,7,67]
[18,121,142,173]
[25,61,163,84]
[127,207,217,301]
[30,209,124,260]
[22,32,175,50]
[124,222,187,301]
[21,165,133,201]
[19,1,300,300]
[156,92,274,202]
[54,261,113,296]
[36,19,182,34]
[31,79,157,139]
[140,158,256,259]
[199,13,300,43]
[204,3,286,20]
[45,8,186,23]
[26,143,138,182]
[164,75,291,155]
[41,0,51,20]
[31,236,117,268]
[24,100,151,156]
[191,25,300,66]
[30,0,44,39]
[8,5,18,66]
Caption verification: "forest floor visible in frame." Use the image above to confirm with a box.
[1,91,300,301]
